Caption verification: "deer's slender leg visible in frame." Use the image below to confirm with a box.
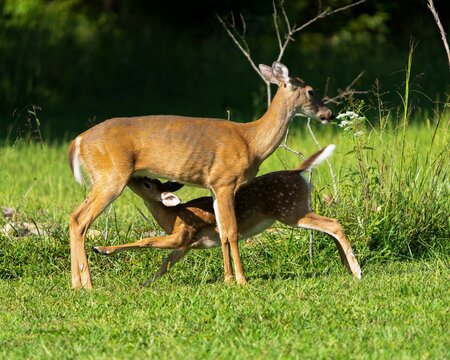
[213,186,246,285]
[229,240,246,285]
[212,192,233,284]
[296,212,362,279]
[221,243,234,284]
[144,249,189,286]
[70,182,126,289]
[93,232,187,254]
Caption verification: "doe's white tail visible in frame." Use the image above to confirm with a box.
[69,136,85,185]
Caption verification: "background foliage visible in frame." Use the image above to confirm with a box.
[1,0,449,139]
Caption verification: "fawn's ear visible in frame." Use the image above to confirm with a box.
[161,192,181,207]
[162,181,184,192]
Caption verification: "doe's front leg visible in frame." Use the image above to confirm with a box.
[213,186,247,285]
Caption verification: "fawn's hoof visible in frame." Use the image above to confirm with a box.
[92,246,109,255]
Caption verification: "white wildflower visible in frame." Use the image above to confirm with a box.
[337,111,359,120]
[337,119,351,128]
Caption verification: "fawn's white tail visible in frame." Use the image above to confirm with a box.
[297,144,336,172]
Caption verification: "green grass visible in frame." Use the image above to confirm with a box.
[0,118,449,358]
[0,260,448,359]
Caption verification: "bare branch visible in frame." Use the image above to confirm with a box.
[240,13,247,38]
[273,0,283,51]
[275,0,366,62]
[279,127,305,158]
[216,13,272,104]
[323,90,368,105]
[323,71,368,105]
[427,0,450,68]
[216,13,267,83]
[280,0,292,35]
[323,76,331,99]
[230,12,235,28]
[328,0,366,16]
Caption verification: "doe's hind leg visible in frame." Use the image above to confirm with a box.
[70,182,126,289]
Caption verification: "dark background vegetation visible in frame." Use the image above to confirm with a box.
[1,0,449,140]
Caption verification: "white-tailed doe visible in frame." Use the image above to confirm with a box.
[94,145,362,283]
[69,61,334,289]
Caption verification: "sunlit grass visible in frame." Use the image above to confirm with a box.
[0,260,448,359]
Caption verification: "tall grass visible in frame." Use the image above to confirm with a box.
[281,117,448,263]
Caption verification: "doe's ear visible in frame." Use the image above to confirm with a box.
[259,64,279,84]
[161,192,181,207]
[271,61,290,84]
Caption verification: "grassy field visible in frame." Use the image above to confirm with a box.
[1,260,448,359]
[0,116,449,358]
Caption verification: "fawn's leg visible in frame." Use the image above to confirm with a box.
[93,232,187,254]
[143,249,189,286]
[297,212,362,279]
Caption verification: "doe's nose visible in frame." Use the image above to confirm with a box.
[318,108,334,122]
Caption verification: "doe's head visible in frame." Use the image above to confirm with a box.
[259,61,334,123]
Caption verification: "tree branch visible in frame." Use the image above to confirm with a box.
[273,0,283,52]
[275,0,366,62]
[323,71,368,105]
[279,127,305,159]
[427,0,450,68]
[216,13,272,104]
[216,13,267,83]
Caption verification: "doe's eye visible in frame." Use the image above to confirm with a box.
[307,89,315,97]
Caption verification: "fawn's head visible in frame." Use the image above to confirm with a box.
[259,62,334,123]
[128,177,184,207]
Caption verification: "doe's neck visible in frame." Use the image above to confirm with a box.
[246,87,297,160]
